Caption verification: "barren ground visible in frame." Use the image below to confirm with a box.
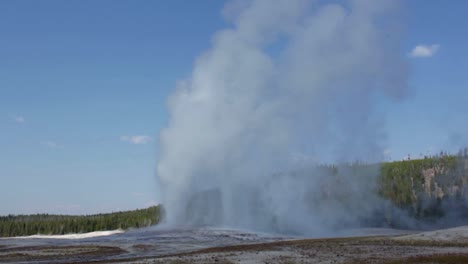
[2,227,468,263]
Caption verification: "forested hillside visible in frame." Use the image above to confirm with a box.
[0,205,162,237]
[378,150,468,226]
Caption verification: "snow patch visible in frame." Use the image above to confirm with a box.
[13,229,124,240]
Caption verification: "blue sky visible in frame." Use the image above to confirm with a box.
[1,0,467,215]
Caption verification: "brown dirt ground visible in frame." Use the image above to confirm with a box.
[3,236,468,264]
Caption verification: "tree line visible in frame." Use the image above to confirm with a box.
[0,205,162,237]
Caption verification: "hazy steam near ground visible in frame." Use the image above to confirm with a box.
[156,0,409,235]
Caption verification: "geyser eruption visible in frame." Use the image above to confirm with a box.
[157,0,408,235]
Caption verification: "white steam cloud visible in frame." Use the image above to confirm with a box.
[156,0,408,235]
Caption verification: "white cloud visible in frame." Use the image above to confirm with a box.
[409,44,440,58]
[40,141,64,149]
[120,135,153,145]
[14,116,25,124]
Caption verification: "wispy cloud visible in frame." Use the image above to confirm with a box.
[120,135,153,145]
[14,115,25,124]
[40,141,64,149]
[409,44,440,58]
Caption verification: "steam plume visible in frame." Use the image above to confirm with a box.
[156,0,408,235]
